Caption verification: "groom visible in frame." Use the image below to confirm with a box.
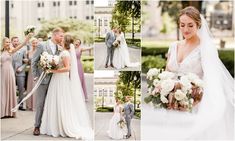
[31,28,64,136]
[124,96,135,139]
[105,26,117,68]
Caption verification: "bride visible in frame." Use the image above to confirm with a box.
[142,6,234,140]
[107,98,127,139]
[40,34,93,139]
[112,28,139,69]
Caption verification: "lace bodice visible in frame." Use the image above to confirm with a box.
[167,42,203,78]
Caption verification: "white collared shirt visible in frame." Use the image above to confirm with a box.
[49,40,57,55]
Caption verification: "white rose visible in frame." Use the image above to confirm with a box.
[147,68,160,80]
[189,98,194,104]
[153,79,160,87]
[180,77,192,92]
[52,56,60,65]
[158,71,175,80]
[160,95,169,103]
[193,79,204,87]
[160,79,175,94]
[174,89,186,101]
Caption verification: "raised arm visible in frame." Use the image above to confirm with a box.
[10,33,33,54]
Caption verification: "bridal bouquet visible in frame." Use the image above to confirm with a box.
[113,39,120,48]
[24,25,36,35]
[117,119,126,129]
[144,68,203,112]
[39,52,60,71]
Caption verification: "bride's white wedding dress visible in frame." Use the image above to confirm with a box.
[113,32,139,69]
[142,15,234,140]
[40,45,93,139]
[107,104,127,139]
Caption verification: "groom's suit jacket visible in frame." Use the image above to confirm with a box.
[124,102,135,119]
[105,31,116,48]
[31,40,61,85]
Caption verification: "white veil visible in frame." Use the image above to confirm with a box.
[190,14,234,138]
[120,32,140,67]
[69,44,94,139]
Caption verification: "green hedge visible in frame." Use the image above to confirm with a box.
[96,107,114,112]
[142,55,166,73]
[81,56,94,73]
[142,47,234,76]
[134,109,141,119]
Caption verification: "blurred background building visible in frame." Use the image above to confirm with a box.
[94,72,118,107]
[142,0,234,49]
[1,0,94,39]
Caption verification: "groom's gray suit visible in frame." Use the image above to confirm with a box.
[124,102,135,137]
[31,40,60,128]
[105,31,116,66]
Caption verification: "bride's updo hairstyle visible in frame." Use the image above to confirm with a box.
[178,6,201,29]
[64,34,74,50]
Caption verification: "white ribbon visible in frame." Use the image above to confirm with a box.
[11,71,47,112]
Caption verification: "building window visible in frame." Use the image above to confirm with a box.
[37,2,41,7]
[53,1,56,6]
[91,16,94,20]
[104,19,108,26]
[86,0,89,5]
[57,1,60,6]
[94,19,97,26]
[74,1,77,5]
[91,0,94,4]
[38,18,41,21]
[69,1,73,6]
[86,16,89,20]
[99,19,102,26]
[42,2,44,7]
[74,16,77,19]
[11,3,14,8]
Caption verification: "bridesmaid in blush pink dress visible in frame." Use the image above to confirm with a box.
[1,35,32,118]
[74,39,92,101]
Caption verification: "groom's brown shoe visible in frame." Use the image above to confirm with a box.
[105,64,108,68]
[33,127,40,136]
[110,64,114,68]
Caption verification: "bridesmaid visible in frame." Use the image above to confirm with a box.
[1,34,32,118]
[26,38,38,111]
[74,39,92,102]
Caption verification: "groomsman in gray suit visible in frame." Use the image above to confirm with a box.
[12,36,28,111]
[31,28,64,136]
[124,96,135,139]
[105,26,117,68]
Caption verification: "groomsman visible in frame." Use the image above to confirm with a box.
[12,36,28,111]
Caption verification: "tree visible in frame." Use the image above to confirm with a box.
[114,71,141,112]
[36,19,94,45]
[111,0,141,34]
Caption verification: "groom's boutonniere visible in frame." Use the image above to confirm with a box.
[57,45,63,52]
